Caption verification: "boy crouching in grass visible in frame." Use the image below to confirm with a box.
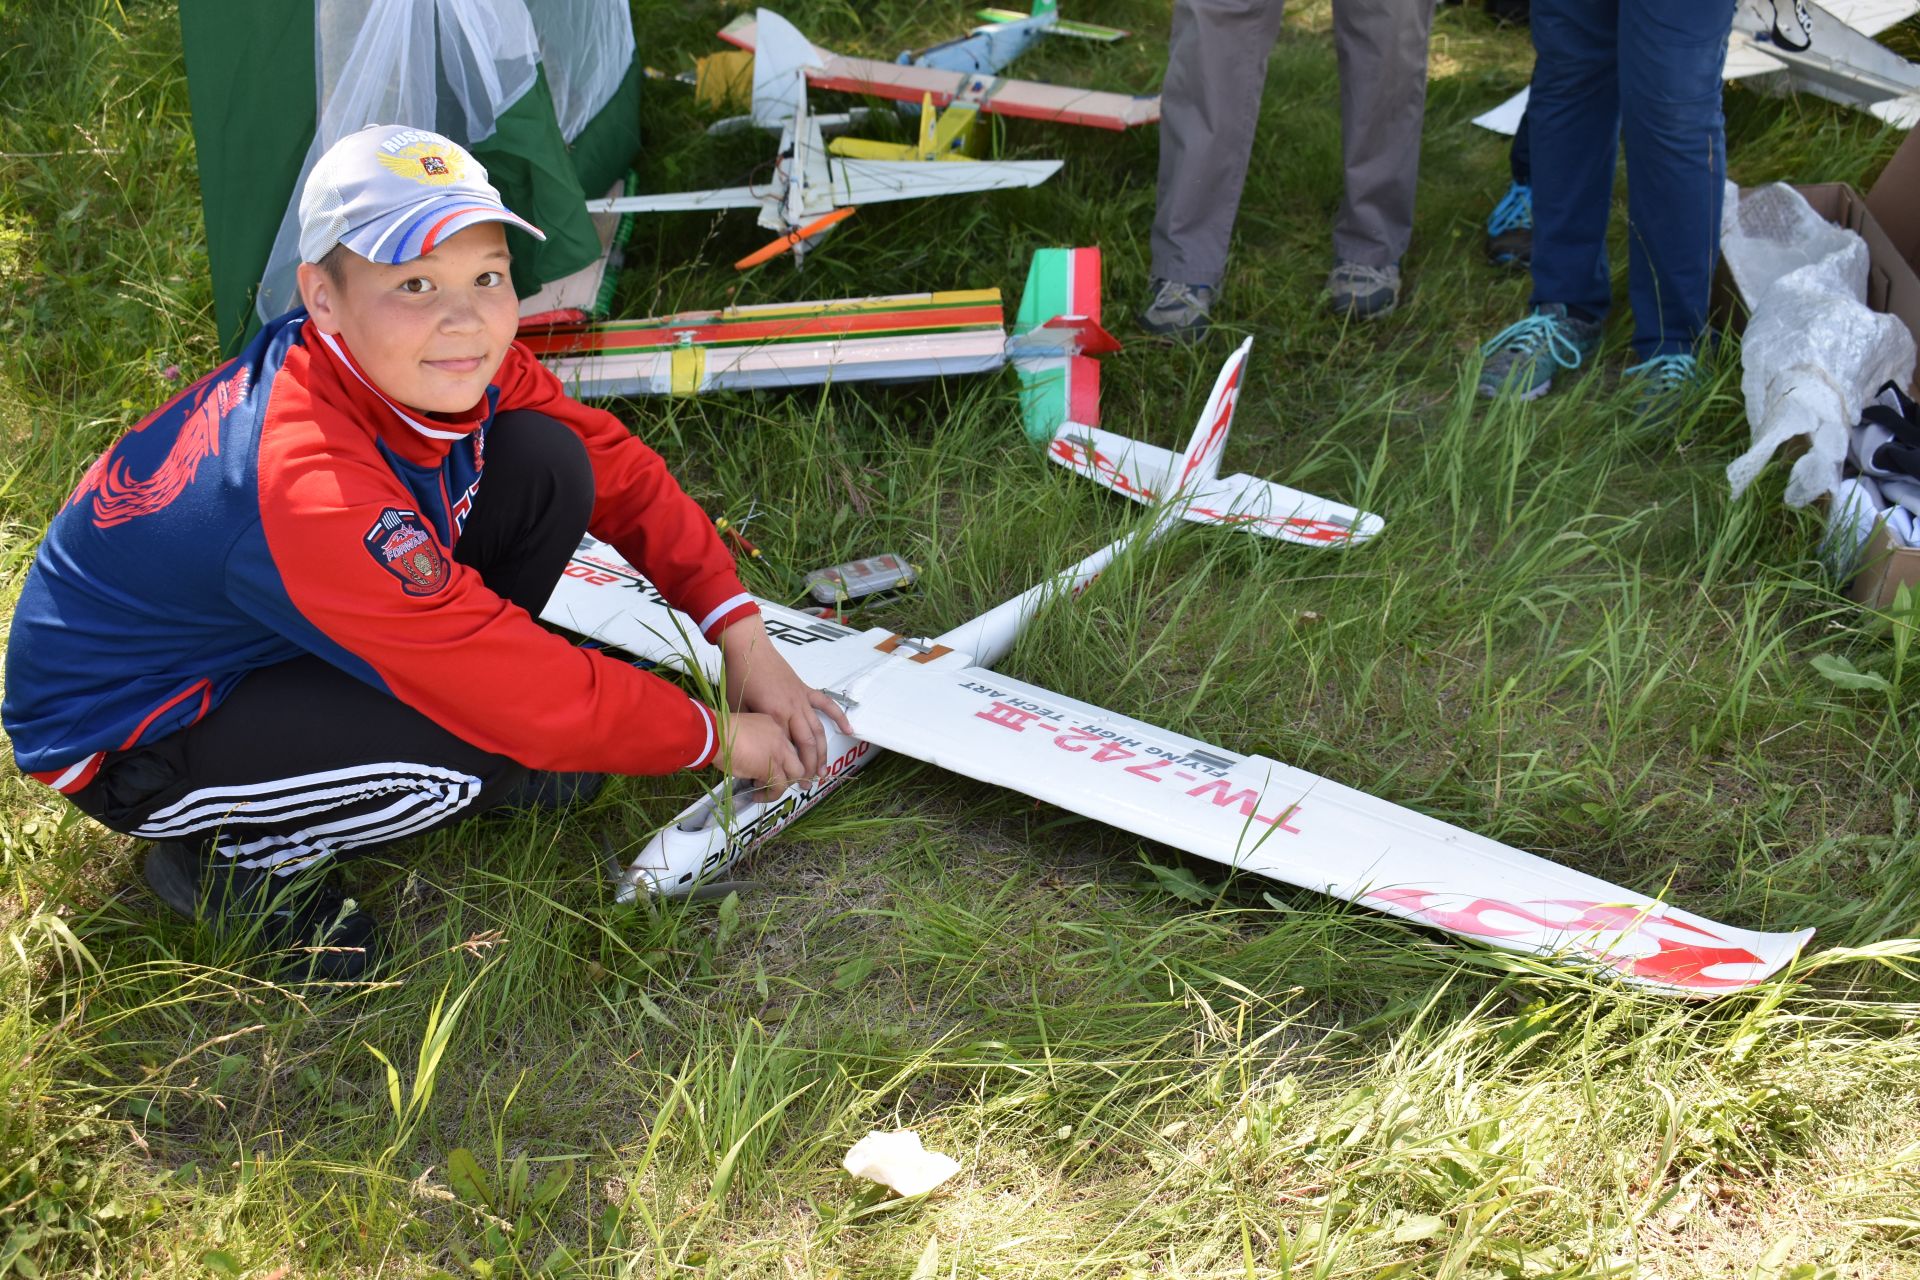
[2,125,847,979]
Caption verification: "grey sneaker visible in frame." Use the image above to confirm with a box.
[1476,304,1603,400]
[1326,261,1401,318]
[1139,278,1213,341]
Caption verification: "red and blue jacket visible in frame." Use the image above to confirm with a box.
[3,309,759,792]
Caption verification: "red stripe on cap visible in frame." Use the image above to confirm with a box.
[418,205,497,256]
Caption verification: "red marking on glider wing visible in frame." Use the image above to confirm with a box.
[1186,506,1350,543]
[1367,888,1768,990]
[1048,438,1158,500]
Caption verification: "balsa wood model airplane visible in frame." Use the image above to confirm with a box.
[589,10,1062,268]
[517,246,1118,447]
[717,5,1159,133]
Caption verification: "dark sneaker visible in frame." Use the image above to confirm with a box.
[1326,260,1402,319]
[1138,278,1213,341]
[143,840,377,980]
[1486,181,1533,268]
[1622,352,1702,422]
[1477,304,1602,400]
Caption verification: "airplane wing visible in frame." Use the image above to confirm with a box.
[720,14,1159,130]
[830,157,1063,205]
[591,187,770,214]
[1047,422,1385,547]
[834,649,1813,996]
[538,533,875,686]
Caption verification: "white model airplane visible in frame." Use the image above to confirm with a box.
[1474,0,1920,134]
[589,9,1062,268]
[540,341,1815,998]
[717,6,1160,132]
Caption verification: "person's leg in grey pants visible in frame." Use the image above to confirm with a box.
[1144,0,1434,332]
[1330,0,1434,270]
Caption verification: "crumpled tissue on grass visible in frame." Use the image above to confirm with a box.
[1722,180,1915,508]
[842,1130,961,1197]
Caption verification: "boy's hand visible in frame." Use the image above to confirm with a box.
[718,617,854,779]
[718,711,807,791]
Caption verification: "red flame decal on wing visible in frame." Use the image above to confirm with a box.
[1367,888,1769,991]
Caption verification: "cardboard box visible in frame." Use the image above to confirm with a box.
[1736,130,1920,608]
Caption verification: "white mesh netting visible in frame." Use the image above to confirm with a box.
[254,0,544,324]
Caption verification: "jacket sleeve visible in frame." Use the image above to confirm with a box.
[492,344,760,641]
[231,397,720,777]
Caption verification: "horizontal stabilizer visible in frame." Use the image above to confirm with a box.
[1048,422,1383,548]
[974,6,1129,40]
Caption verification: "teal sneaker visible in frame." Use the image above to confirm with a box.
[1486,181,1533,269]
[1477,305,1602,400]
[1622,352,1702,421]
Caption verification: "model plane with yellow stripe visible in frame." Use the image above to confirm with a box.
[519,247,1117,444]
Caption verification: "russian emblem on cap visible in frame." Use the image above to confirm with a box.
[377,141,467,188]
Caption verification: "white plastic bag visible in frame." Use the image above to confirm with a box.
[1722,181,1916,509]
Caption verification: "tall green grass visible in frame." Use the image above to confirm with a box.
[5,0,1920,1275]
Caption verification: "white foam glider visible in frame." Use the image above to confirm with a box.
[1475,0,1920,134]
[589,9,1062,267]
[539,341,1813,997]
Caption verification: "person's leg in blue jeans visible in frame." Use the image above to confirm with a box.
[1618,0,1735,362]
[1510,94,1531,186]
[1528,0,1621,324]
[1476,0,1616,398]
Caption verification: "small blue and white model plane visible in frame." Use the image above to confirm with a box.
[591,9,1062,268]
[540,341,1814,998]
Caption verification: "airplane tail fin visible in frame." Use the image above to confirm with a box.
[1169,336,1250,498]
[750,8,821,127]
[1007,247,1121,444]
[1030,0,1059,15]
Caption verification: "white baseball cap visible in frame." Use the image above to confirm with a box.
[298,124,546,266]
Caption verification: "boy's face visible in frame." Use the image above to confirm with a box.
[297,223,518,414]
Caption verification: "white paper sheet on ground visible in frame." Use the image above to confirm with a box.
[836,651,1812,996]
[843,1131,962,1197]
[1472,87,1528,136]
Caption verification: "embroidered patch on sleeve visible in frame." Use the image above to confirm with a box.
[363,507,450,596]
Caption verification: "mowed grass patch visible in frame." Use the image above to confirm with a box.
[4,0,1920,1276]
